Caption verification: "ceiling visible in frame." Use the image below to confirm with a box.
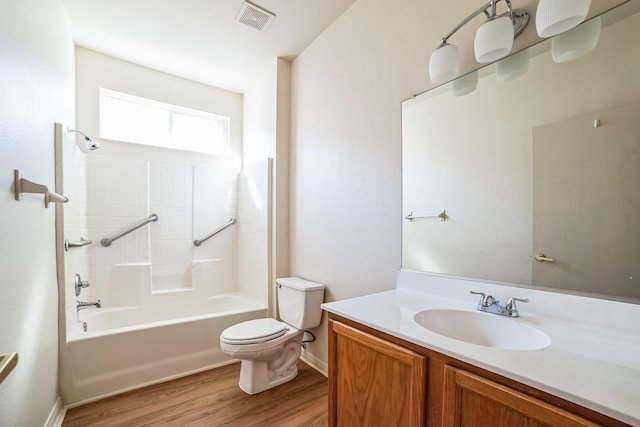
[62,0,356,93]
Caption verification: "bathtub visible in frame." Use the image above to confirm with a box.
[62,292,267,404]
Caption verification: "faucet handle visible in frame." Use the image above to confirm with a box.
[470,290,495,307]
[505,297,529,316]
[74,273,90,297]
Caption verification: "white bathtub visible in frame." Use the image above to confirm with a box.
[62,292,267,404]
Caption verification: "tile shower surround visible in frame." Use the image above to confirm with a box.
[80,155,239,306]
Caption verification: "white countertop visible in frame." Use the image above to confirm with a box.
[321,271,640,426]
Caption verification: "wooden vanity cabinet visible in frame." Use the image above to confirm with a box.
[328,313,629,427]
[441,366,604,427]
[328,319,427,426]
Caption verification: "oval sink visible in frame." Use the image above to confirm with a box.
[414,309,550,350]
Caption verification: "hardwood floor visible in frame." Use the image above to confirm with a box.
[62,360,327,427]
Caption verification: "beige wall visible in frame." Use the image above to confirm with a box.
[0,0,75,425]
[288,0,630,367]
[289,0,431,368]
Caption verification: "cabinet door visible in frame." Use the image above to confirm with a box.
[442,366,600,427]
[329,320,427,427]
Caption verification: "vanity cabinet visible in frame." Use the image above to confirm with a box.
[328,320,427,426]
[328,313,629,427]
[442,366,602,427]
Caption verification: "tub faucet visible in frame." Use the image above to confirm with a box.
[77,300,101,312]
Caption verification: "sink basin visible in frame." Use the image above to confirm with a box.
[414,309,550,350]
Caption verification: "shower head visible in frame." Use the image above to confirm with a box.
[86,138,101,151]
[68,128,100,150]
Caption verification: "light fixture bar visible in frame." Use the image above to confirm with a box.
[428,0,529,84]
[438,1,500,46]
[437,0,528,47]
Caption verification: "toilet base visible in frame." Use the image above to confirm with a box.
[238,340,302,394]
[239,360,299,394]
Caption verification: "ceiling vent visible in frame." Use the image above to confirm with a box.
[235,1,275,32]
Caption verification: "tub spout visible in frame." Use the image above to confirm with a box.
[77,300,101,312]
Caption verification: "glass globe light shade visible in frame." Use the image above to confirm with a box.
[474,16,514,63]
[496,49,529,82]
[452,71,479,97]
[536,0,591,38]
[552,16,601,63]
[429,43,460,84]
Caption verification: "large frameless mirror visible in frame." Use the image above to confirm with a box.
[402,1,640,302]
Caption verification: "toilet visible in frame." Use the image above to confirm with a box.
[220,277,325,394]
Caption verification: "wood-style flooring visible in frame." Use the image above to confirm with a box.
[62,360,327,427]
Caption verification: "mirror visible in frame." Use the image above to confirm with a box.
[402,1,640,303]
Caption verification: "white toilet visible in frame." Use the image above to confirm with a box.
[220,277,325,394]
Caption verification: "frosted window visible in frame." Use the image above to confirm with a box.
[173,112,229,155]
[101,95,170,147]
[99,88,230,155]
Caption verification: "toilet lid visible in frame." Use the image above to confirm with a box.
[221,318,287,344]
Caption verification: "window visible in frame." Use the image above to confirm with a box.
[100,88,230,155]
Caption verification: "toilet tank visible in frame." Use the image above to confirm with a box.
[276,277,325,330]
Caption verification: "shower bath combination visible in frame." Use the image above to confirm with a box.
[57,128,272,403]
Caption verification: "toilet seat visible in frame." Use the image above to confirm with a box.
[220,318,288,345]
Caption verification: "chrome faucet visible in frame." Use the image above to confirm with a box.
[77,300,101,312]
[74,273,90,297]
[470,291,528,317]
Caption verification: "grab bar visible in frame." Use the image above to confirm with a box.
[405,210,447,222]
[194,218,237,247]
[101,214,159,247]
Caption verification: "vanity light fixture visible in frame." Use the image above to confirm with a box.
[428,0,529,85]
[474,10,514,63]
[536,0,591,38]
[496,48,529,81]
[452,71,479,96]
[551,16,601,63]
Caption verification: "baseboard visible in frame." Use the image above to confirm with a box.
[300,350,328,377]
[45,397,66,427]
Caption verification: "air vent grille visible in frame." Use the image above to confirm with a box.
[236,1,275,32]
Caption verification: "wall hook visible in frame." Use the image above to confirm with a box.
[14,169,68,208]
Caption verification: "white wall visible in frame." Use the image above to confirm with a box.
[0,0,75,425]
[75,46,243,164]
[241,58,291,311]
